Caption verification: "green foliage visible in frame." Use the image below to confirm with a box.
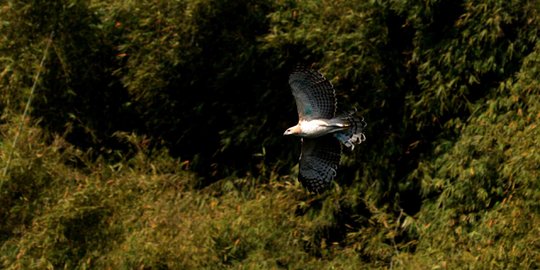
[1,0,135,151]
[0,123,362,269]
[406,43,540,268]
[399,0,539,126]
[105,0,285,176]
[1,0,540,268]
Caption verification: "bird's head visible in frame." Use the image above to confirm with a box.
[284,125,301,136]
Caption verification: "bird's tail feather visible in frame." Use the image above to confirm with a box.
[333,111,366,150]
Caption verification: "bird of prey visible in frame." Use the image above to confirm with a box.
[284,66,366,193]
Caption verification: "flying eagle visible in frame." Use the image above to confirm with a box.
[284,66,366,193]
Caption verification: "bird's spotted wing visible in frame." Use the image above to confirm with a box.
[298,136,341,193]
[289,66,337,120]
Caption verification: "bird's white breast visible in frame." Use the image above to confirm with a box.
[299,119,342,138]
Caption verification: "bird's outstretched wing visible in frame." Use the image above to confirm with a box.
[289,66,337,120]
[299,136,341,193]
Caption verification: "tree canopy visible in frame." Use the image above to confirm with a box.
[1,0,539,268]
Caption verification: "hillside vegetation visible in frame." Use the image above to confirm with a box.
[1,0,539,268]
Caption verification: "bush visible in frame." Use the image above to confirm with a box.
[1,0,539,268]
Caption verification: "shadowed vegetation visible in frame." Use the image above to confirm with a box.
[1,0,539,268]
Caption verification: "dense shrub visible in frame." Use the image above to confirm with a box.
[1,0,539,268]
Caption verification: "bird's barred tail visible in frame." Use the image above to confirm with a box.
[333,111,366,150]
